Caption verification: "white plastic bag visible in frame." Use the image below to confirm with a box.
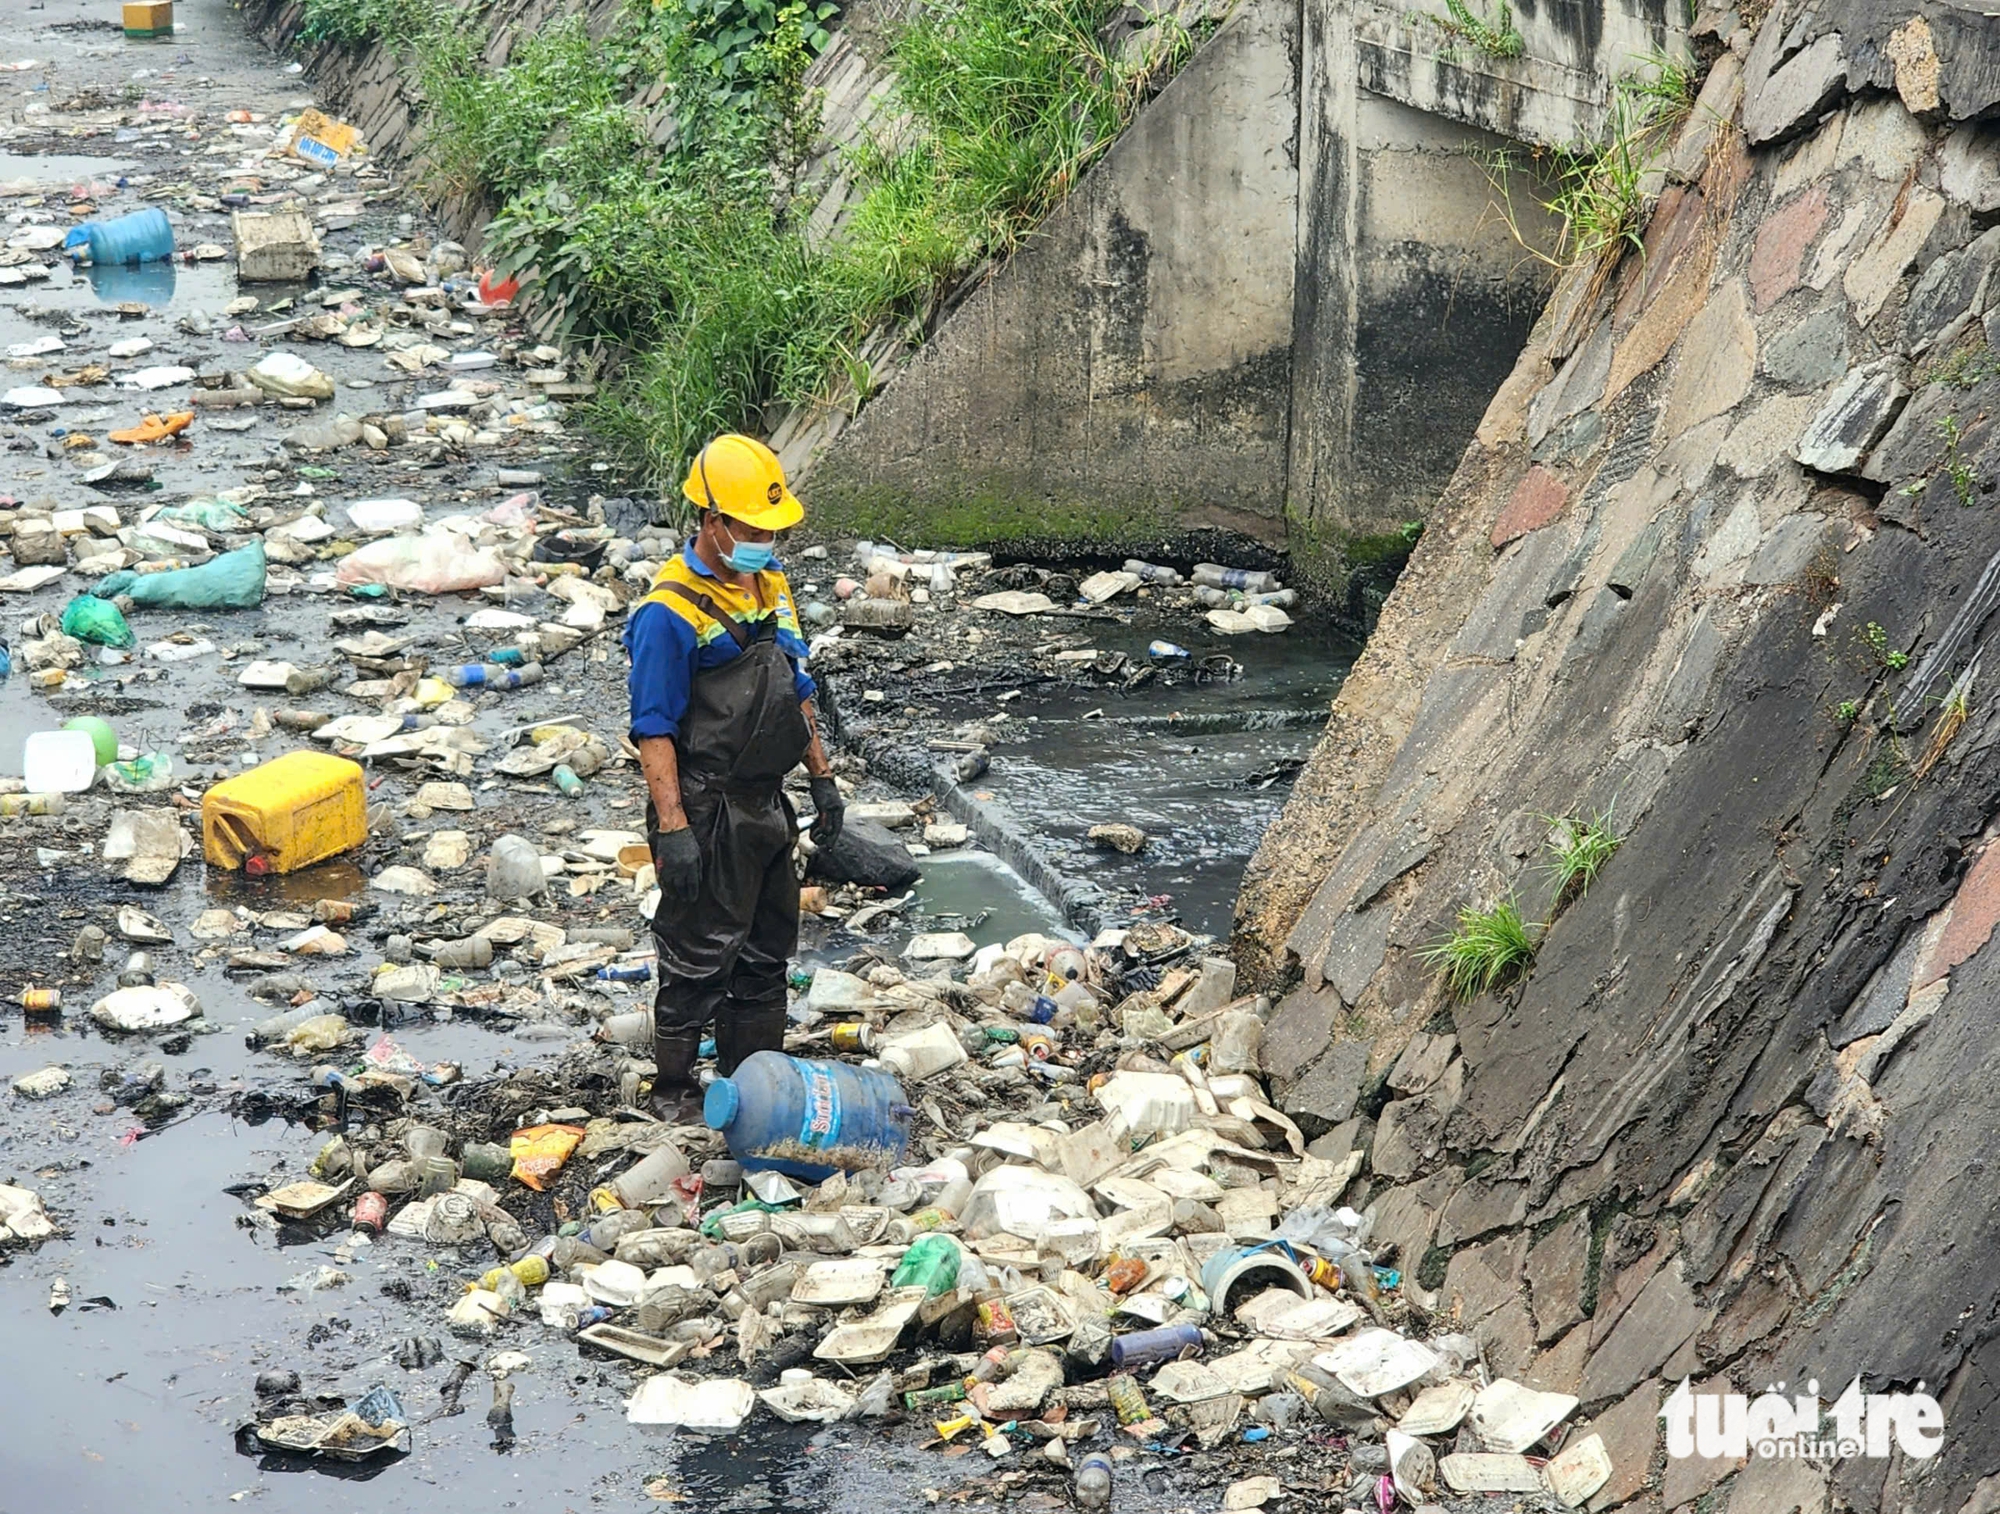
[335,531,507,592]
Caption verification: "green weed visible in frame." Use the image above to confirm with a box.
[1623,46,1696,126]
[297,0,430,45]
[1542,808,1621,908]
[1420,898,1539,1000]
[1918,340,2000,390]
[1939,415,1979,507]
[1862,621,1909,671]
[1482,54,1693,277]
[1423,0,1524,61]
[1836,699,1861,724]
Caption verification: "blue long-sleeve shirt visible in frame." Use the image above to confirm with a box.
[624,542,816,742]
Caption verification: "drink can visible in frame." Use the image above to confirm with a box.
[353,1191,388,1231]
[829,1021,874,1053]
[20,987,61,1012]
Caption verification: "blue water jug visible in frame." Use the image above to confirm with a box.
[704,1051,912,1181]
[64,207,175,266]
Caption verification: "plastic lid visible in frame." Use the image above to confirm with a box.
[703,1078,738,1129]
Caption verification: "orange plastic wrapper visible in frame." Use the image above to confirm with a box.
[509,1123,585,1191]
[108,411,193,445]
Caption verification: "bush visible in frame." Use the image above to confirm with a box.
[336,0,1202,486]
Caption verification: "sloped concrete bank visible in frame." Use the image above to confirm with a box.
[1239,1,2000,1506]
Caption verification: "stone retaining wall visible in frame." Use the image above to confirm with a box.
[1239,2,2000,1503]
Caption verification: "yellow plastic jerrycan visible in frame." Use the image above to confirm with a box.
[203,750,367,874]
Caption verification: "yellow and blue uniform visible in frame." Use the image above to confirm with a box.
[623,542,816,742]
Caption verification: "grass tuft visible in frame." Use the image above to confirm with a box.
[1542,807,1622,909]
[1420,898,1539,1000]
[1480,52,1695,284]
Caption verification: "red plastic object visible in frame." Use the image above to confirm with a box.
[477,268,519,306]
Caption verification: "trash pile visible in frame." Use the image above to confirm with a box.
[807,541,1294,669]
[229,923,1612,1508]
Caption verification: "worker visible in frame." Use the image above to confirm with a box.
[623,433,844,1122]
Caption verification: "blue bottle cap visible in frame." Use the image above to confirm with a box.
[704,1078,739,1129]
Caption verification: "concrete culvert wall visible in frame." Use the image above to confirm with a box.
[1238,0,2000,1500]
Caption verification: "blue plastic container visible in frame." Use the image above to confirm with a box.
[64,207,175,266]
[1108,1321,1204,1371]
[704,1050,912,1181]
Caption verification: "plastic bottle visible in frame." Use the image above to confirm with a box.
[1194,584,1298,610]
[966,1345,1016,1385]
[877,1022,969,1080]
[585,1208,654,1252]
[446,662,544,690]
[462,1142,513,1182]
[890,1233,962,1296]
[64,207,174,265]
[0,793,65,817]
[478,1254,550,1292]
[1147,640,1189,660]
[915,1157,974,1219]
[609,1143,691,1208]
[283,667,334,695]
[1191,563,1280,594]
[422,936,494,968]
[1106,1375,1152,1425]
[246,1005,323,1047]
[552,765,584,798]
[704,1051,912,1180]
[550,1235,608,1271]
[1121,559,1183,586]
[1108,1321,1204,1370]
[1073,1452,1114,1510]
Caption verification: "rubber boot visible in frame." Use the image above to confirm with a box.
[649,1025,707,1125]
[714,1003,787,1077]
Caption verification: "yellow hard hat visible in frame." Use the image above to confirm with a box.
[681,433,803,531]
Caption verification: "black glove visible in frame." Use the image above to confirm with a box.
[808,775,845,849]
[652,825,702,903]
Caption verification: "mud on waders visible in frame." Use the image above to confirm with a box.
[645,436,809,1124]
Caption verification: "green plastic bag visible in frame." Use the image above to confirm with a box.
[61,594,135,649]
[95,539,267,610]
[157,499,251,532]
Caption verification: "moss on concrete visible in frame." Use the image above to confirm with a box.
[811,483,1203,553]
